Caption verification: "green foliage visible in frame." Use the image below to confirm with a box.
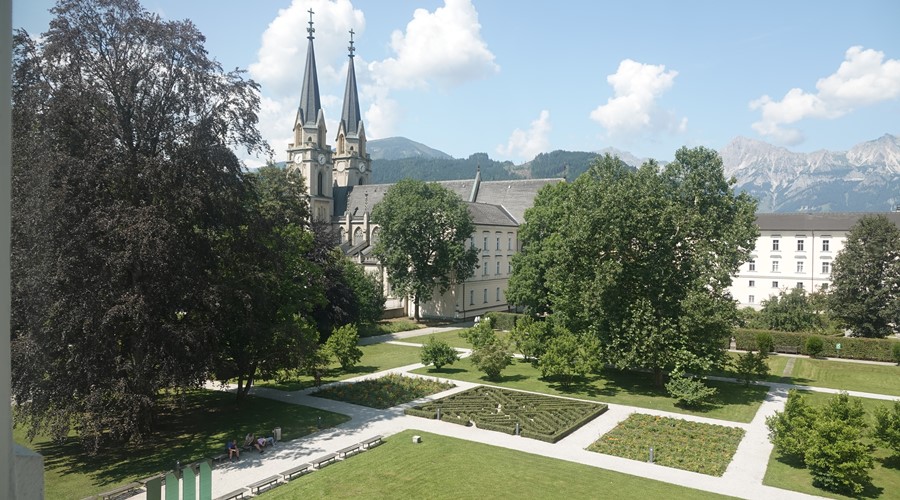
[421,336,459,370]
[830,214,900,338]
[509,316,551,364]
[509,150,757,385]
[484,311,525,331]
[767,391,818,458]
[733,328,897,361]
[339,258,385,325]
[665,374,718,408]
[755,332,774,354]
[370,153,519,184]
[303,345,332,388]
[470,338,513,380]
[461,319,497,350]
[893,342,900,365]
[312,374,454,409]
[732,350,769,386]
[873,401,900,456]
[371,179,479,320]
[805,336,824,358]
[325,324,363,371]
[758,288,822,332]
[539,327,600,388]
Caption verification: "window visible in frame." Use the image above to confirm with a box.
[496,261,501,275]
[772,281,779,288]
[772,239,780,251]
[469,290,474,305]
[797,239,804,251]
[353,227,364,245]
[317,171,324,195]
[496,237,501,250]
[748,260,756,272]
[772,260,779,272]
[822,261,831,274]
[508,262,512,275]
[482,261,488,276]
[796,282,804,289]
[822,240,830,252]
[483,237,488,251]
[796,261,804,273]
[496,287,501,301]
[483,289,488,304]
[508,236,513,250]
[749,295,755,304]
[749,280,755,288]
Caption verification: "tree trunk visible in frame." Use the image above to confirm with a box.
[653,368,666,389]
[414,293,420,321]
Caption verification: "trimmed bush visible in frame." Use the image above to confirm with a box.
[733,328,897,361]
[484,311,525,331]
[755,332,774,354]
[470,339,512,380]
[665,374,717,408]
[325,324,363,371]
[805,336,824,358]
[420,336,459,370]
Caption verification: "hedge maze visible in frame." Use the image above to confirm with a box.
[406,386,607,443]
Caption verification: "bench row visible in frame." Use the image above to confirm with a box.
[214,435,383,500]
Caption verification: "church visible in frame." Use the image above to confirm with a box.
[286,14,559,320]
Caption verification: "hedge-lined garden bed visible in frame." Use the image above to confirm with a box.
[588,414,745,476]
[312,374,454,409]
[734,328,898,362]
[484,311,527,331]
[405,386,607,443]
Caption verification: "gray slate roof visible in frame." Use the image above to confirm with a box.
[756,212,900,231]
[296,37,321,127]
[466,202,517,227]
[339,55,362,137]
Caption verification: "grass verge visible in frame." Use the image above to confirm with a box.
[763,392,900,499]
[786,358,900,396]
[261,430,735,499]
[14,390,349,500]
[311,374,454,409]
[588,414,744,476]
[358,319,423,338]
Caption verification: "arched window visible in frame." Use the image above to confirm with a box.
[317,171,324,196]
[353,227,364,245]
[338,134,345,154]
[358,178,364,185]
[371,227,380,245]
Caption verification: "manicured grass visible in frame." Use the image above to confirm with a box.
[14,390,349,500]
[408,385,607,442]
[589,414,745,476]
[717,351,791,382]
[787,358,900,396]
[255,342,423,391]
[413,358,768,423]
[401,327,510,349]
[764,392,900,499]
[312,374,454,409]
[358,319,423,337]
[261,430,735,500]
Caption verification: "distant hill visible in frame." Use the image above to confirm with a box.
[371,153,520,184]
[367,137,453,161]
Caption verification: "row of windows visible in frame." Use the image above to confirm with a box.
[747,282,825,304]
[480,232,516,252]
[480,259,513,276]
[468,287,504,305]
[748,260,831,274]
[770,238,830,252]
[749,280,810,290]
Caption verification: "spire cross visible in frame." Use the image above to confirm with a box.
[348,29,355,58]
[307,8,315,39]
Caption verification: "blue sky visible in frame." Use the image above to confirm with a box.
[15,0,900,166]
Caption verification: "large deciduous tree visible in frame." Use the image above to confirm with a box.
[371,179,479,320]
[509,149,758,386]
[11,0,267,448]
[829,214,900,338]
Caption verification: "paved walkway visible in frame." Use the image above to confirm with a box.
[128,327,899,500]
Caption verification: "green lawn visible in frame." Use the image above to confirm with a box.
[785,358,900,396]
[400,327,510,349]
[412,358,768,423]
[14,390,349,500]
[358,319,423,338]
[262,430,736,500]
[255,342,424,391]
[764,392,900,499]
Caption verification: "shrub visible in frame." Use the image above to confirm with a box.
[325,324,363,371]
[510,316,550,364]
[755,332,774,354]
[461,319,496,350]
[665,374,717,408]
[470,338,512,380]
[767,391,818,458]
[873,400,900,456]
[420,336,459,370]
[805,336,824,358]
[539,327,600,388]
[733,328,896,361]
[732,350,769,386]
[484,311,525,331]
[893,342,900,365]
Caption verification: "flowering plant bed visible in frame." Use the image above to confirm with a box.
[588,414,744,476]
[406,386,607,443]
[312,374,454,409]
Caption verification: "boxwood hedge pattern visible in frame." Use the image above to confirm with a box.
[588,413,745,476]
[405,386,608,443]
[312,374,455,409]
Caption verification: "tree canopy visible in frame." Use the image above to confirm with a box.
[829,214,900,338]
[508,149,758,385]
[371,179,479,320]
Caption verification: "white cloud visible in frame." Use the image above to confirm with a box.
[368,0,499,89]
[497,110,551,160]
[590,59,685,138]
[750,46,900,145]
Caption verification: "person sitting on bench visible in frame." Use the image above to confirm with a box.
[254,435,275,453]
[227,439,240,460]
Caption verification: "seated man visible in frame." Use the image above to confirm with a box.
[255,435,275,453]
[227,439,239,460]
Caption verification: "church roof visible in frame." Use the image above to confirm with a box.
[296,22,321,127]
[466,202,517,227]
[474,179,563,223]
[339,39,362,137]
[756,212,900,231]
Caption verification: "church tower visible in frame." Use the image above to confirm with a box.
[333,30,371,187]
[287,10,333,222]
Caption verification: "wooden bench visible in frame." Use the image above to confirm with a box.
[95,482,141,500]
[337,443,362,458]
[247,475,281,495]
[361,435,383,449]
[212,453,229,463]
[280,462,312,481]
[213,488,249,500]
[311,452,338,469]
[776,345,800,354]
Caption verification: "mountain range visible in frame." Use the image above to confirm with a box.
[367,135,900,213]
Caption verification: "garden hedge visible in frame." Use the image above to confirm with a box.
[484,312,526,331]
[733,328,898,362]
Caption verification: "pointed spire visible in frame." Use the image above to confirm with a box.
[340,29,362,137]
[297,9,321,128]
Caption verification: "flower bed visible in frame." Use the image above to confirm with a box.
[406,386,607,443]
[588,414,744,476]
[311,374,454,409]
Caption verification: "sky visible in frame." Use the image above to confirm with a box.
[14,0,900,166]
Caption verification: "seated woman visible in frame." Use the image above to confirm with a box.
[227,439,239,460]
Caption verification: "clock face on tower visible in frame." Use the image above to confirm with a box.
[317,153,326,165]
[359,163,367,173]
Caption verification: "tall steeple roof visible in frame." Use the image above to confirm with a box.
[339,29,362,136]
[297,9,321,127]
